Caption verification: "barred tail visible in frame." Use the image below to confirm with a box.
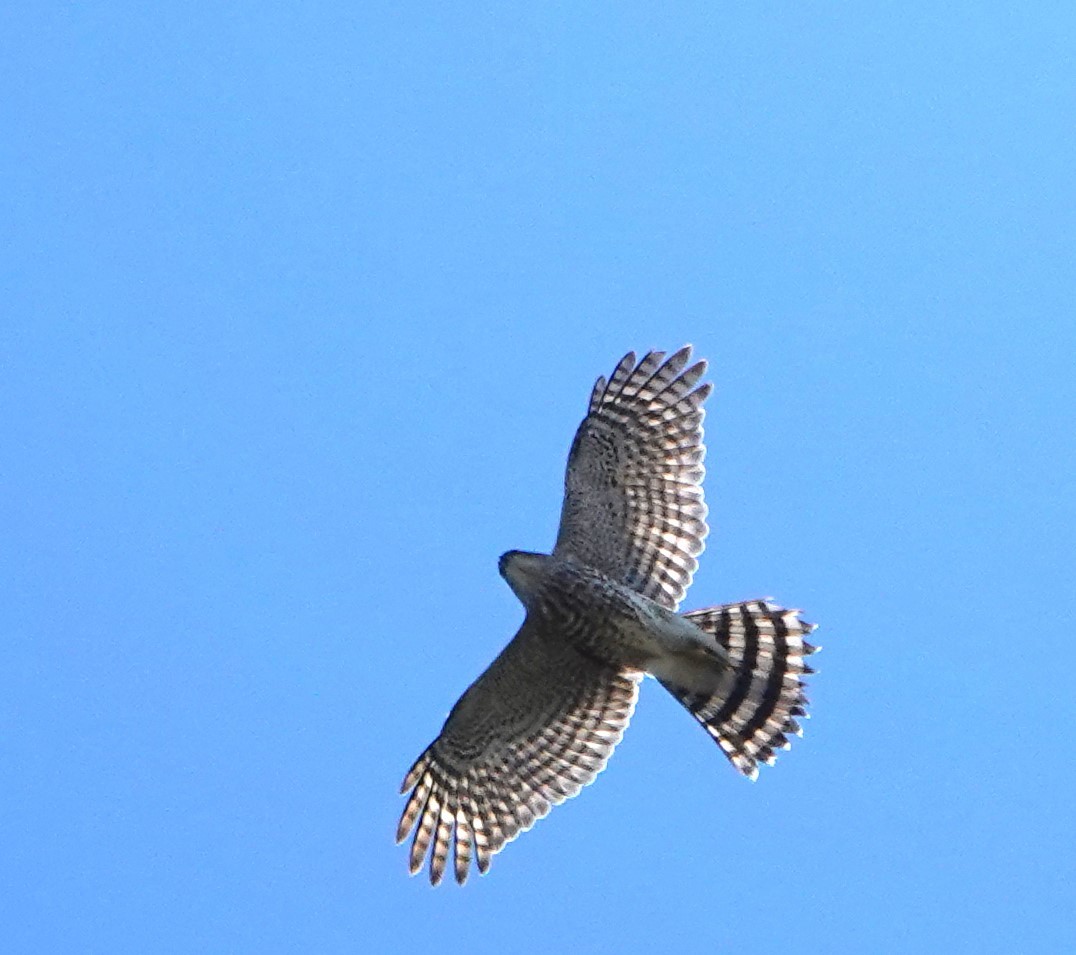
[662,600,819,780]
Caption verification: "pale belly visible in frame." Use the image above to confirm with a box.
[543,561,730,692]
[617,591,732,692]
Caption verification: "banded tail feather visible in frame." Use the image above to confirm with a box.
[662,600,819,780]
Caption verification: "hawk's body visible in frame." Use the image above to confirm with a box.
[398,347,818,885]
[501,552,729,691]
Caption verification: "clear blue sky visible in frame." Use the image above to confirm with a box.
[3,4,1074,953]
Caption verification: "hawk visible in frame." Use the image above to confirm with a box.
[398,346,818,885]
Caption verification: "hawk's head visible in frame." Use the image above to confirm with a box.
[498,550,550,606]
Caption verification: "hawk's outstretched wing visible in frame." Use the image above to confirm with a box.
[553,346,711,610]
[397,616,640,885]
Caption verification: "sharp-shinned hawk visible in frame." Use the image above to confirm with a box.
[398,346,818,885]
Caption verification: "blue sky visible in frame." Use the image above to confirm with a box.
[3,3,1074,953]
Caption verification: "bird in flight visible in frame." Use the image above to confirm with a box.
[398,346,818,885]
